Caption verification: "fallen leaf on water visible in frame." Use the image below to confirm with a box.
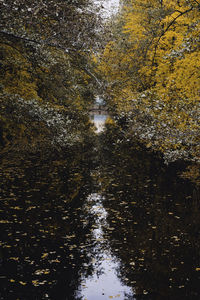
[32,280,39,286]
[35,269,50,275]
[41,253,48,259]
[10,257,19,261]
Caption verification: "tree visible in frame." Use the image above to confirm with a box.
[99,0,200,163]
[0,0,102,152]
[0,0,101,51]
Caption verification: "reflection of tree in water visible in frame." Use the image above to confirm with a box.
[0,142,98,300]
[99,129,200,300]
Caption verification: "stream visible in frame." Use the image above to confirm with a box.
[0,113,199,300]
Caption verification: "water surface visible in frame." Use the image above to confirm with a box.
[90,114,108,133]
[0,126,199,299]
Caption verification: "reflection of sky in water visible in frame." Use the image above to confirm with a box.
[80,256,132,299]
[91,114,108,133]
[78,194,133,299]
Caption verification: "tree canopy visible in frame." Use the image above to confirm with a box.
[99,0,200,163]
[0,0,101,152]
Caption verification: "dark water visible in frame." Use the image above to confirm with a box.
[0,125,199,300]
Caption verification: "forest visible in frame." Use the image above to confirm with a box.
[0,0,101,156]
[99,0,199,165]
[0,0,199,168]
[0,1,200,299]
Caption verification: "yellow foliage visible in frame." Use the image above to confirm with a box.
[98,0,200,159]
[1,44,40,100]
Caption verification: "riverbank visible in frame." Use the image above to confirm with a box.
[103,103,199,162]
[103,117,200,185]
